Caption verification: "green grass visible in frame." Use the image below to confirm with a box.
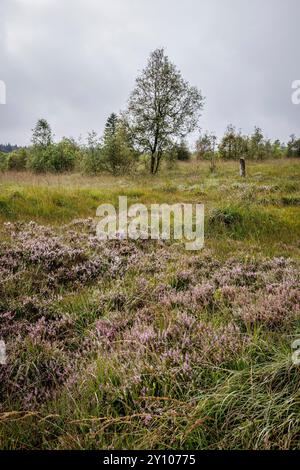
[0,159,299,257]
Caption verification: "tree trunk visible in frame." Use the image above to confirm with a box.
[150,154,155,174]
[240,157,246,177]
[210,155,216,173]
[154,153,162,174]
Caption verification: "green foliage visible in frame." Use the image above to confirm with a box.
[27,146,49,173]
[31,118,53,148]
[7,148,28,171]
[218,125,248,160]
[196,132,215,160]
[48,138,78,172]
[271,139,285,159]
[126,48,204,173]
[0,151,8,171]
[218,125,286,161]
[101,114,137,175]
[287,134,300,158]
[81,131,103,175]
[80,115,137,176]
[209,206,243,228]
[172,140,191,161]
[104,112,118,137]
[196,132,218,172]
[27,139,78,173]
[249,126,265,160]
[28,119,55,173]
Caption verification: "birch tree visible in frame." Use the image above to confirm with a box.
[126,48,204,174]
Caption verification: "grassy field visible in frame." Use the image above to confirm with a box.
[0,159,300,449]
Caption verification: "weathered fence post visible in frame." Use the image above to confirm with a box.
[210,154,216,173]
[240,157,246,177]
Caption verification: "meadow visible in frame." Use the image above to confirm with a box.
[0,158,300,449]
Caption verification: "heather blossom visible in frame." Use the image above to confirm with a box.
[0,219,299,422]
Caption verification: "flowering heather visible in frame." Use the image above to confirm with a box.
[111,310,249,389]
[161,283,215,311]
[237,282,300,327]
[93,319,118,344]
[0,332,74,409]
[0,211,299,449]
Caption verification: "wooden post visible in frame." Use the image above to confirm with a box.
[210,136,217,173]
[210,154,216,173]
[240,157,246,177]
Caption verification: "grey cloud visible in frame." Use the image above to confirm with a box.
[0,0,299,146]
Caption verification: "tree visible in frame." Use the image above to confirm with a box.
[7,148,28,170]
[250,126,265,160]
[196,132,217,171]
[47,138,78,172]
[218,125,247,160]
[0,152,8,171]
[287,134,300,158]
[196,132,216,159]
[104,113,118,138]
[101,114,136,175]
[173,139,191,161]
[81,131,103,174]
[31,119,53,148]
[28,119,54,172]
[0,143,19,153]
[28,138,78,173]
[126,48,204,174]
[271,139,284,158]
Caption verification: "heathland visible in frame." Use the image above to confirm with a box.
[0,159,300,449]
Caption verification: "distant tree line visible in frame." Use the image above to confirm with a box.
[0,49,299,175]
[0,143,20,153]
[1,121,298,175]
[196,126,298,162]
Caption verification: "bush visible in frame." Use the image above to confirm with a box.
[48,139,78,172]
[81,118,137,176]
[27,146,48,172]
[173,140,191,161]
[101,128,136,175]
[0,151,8,171]
[196,132,217,160]
[7,148,28,171]
[209,207,243,228]
[80,131,103,175]
[100,114,137,175]
[287,135,300,158]
[28,139,78,173]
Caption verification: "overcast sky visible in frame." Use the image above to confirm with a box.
[0,0,299,146]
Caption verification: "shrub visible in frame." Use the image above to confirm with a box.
[47,139,78,173]
[0,151,8,171]
[7,148,28,171]
[218,125,247,160]
[80,131,103,175]
[173,140,191,161]
[27,139,78,173]
[196,132,216,160]
[27,146,48,172]
[209,207,243,228]
[101,114,137,175]
[101,127,136,175]
[287,135,300,158]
